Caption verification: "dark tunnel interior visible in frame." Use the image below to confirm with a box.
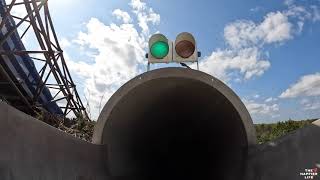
[103,77,249,180]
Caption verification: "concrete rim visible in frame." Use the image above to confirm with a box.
[92,67,257,146]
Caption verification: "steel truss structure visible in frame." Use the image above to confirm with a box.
[0,0,88,118]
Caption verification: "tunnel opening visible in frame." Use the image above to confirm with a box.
[94,68,255,180]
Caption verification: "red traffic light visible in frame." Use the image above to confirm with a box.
[174,32,197,62]
[175,40,195,58]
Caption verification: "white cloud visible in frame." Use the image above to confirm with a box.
[65,0,160,119]
[300,98,310,105]
[63,52,93,78]
[304,102,320,110]
[279,73,320,98]
[5,0,27,18]
[130,0,146,11]
[200,3,318,83]
[265,97,277,103]
[285,4,320,23]
[250,6,262,12]
[60,38,71,49]
[265,97,273,102]
[130,0,160,35]
[60,0,319,119]
[261,12,293,43]
[243,99,279,115]
[224,11,293,49]
[71,19,146,118]
[112,9,132,24]
[202,12,285,82]
[4,0,32,40]
[285,5,311,20]
[284,0,294,6]
[199,47,270,82]
[311,5,320,22]
[254,94,260,98]
[300,98,320,110]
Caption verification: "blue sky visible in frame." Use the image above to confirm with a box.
[8,0,320,122]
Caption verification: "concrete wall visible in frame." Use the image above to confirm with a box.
[93,67,257,146]
[0,66,320,179]
[0,102,108,180]
[92,67,256,179]
[245,119,320,180]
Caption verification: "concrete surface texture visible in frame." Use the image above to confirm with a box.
[0,101,108,180]
[0,67,319,180]
[93,67,256,179]
[245,119,320,180]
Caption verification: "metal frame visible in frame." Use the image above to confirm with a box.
[0,0,88,119]
[146,55,200,72]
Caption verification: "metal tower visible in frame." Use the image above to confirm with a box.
[0,0,88,118]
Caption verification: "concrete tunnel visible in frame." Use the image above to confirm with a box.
[93,67,257,179]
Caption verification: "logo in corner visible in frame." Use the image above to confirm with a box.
[299,167,318,179]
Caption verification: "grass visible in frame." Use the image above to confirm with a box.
[35,108,318,144]
[254,119,318,144]
[35,111,96,142]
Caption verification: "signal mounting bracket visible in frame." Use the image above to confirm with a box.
[146,52,201,72]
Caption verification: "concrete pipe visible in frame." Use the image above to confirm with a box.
[93,67,256,180]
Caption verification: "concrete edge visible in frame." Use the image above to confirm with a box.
[0,101,94,145]
[92,67,257,146]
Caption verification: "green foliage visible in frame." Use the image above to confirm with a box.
[35,110,96,142]
[255,119,317,144]
[35,109,317,144]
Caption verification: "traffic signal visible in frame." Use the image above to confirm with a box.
[174,32,198,62]
[147,32,199,65]
[148,33,172,63]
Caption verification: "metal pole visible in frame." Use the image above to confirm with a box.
[0,62,33,112]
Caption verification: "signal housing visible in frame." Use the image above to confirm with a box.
[148,34,172,63]
[174,32,198,62]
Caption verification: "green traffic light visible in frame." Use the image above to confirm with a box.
[150,41,169,59]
